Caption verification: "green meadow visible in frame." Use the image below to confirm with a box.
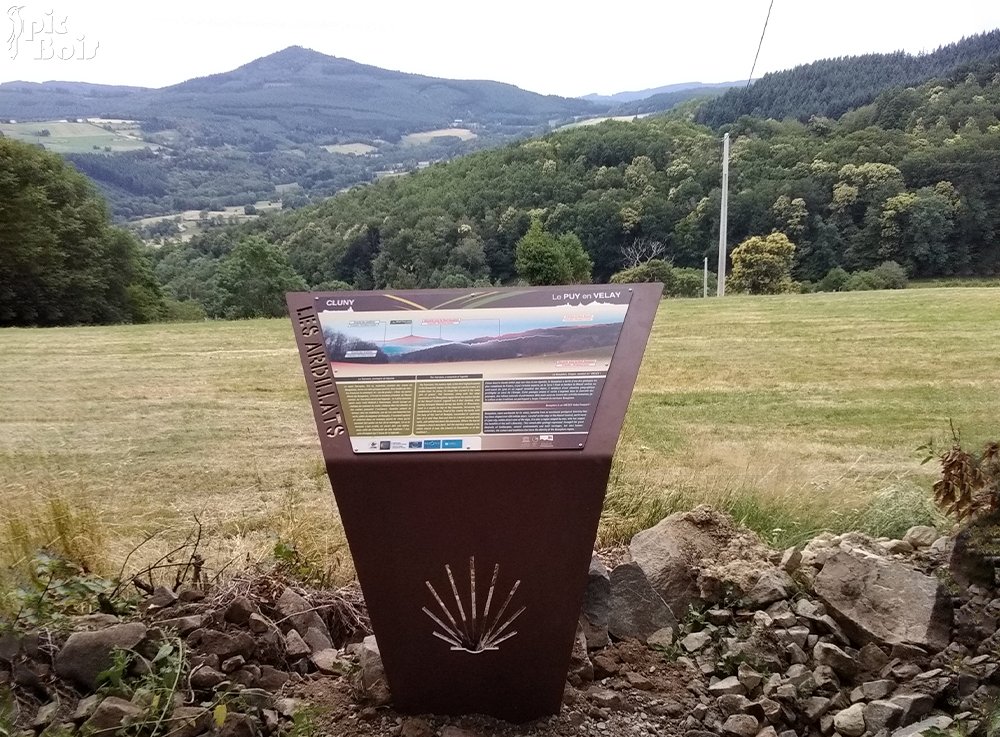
[2,288,998,582]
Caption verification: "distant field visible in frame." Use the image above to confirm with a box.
[2,289,998,581]
[556,114,652,130]
[401,128,477,146]
[323,143,378,155]
[131,203,282,244]
[0,120,151,153]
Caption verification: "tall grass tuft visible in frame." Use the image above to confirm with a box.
[1,494,107,575]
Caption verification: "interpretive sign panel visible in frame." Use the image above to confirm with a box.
[313,288,631,453]
[287,284,660,722]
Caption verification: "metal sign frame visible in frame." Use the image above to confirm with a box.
[286,283,660,721]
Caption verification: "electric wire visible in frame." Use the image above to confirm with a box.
[746,0,776,89]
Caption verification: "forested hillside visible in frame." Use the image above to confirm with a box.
[697,30,1000,127]
[151,63,1000,315]
[0,47,599,218]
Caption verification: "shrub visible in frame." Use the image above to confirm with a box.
[670,267,716,297]
[846,261,908,291]
[162,298,207,322]
[818,267,850,292]
[870,260,908,289]
[611,259,675,291]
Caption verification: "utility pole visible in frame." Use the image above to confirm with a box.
[717,132,730,297]
[703,257,708,298]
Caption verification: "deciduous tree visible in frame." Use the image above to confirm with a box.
[729,233,797,295]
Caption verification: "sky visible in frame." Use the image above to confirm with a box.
[3,1,999,97]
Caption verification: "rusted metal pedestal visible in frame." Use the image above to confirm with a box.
[287,285,660,722]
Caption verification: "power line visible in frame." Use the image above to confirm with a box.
[746,0,776,89]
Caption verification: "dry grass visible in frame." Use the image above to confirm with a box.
[400,128,477,146]
[1,288,998,581]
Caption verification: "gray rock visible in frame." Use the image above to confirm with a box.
[628,507,726,615]
[218,713,256,737]
[786,642,809,665]
[32,702,59,729]
[716,694,752,716]
[276,587,332,641]
[708,676,746,696]
[0,631,21,664]
[568,625,594,685]
[237,688,273,710]
[903,526,939,549]
[891,715,953,737]
[224,597,258,626]
[82,697,143,733]
[889,693,934,726]
[581,554,611,649]
[302,626,333,654]
[859,642,891,672]
[284,630,310,659]
[813,664,841,694]
[310,648,349,675]
[142,586,178,611]
[189,666,226,690]
[780,547,802,574]
[157,615,205,636]
[608,561,677,641]
[682,630,713,653]
[588,687,625,709]
[258,665,290,690]
[248,614,270,634]
[647,626,675,649]
[55,622,148,690]
[766,601,798,628]
[361,635,391,706]
[399,717,434,737]
[929,537,951,555]
[624,670,653,690]
[756,728,778,737]
[862,679,896,700]
[833,704,866,737]
[274,698,300,718]
[814,551,952,651]
[884,540,914,555]
[802,697,832,723]
[72,694,102,722]
[191,629,255,660]
[864,700,904,732]
[813,642,860,680]
[737,663,763,693]
[169,706,212,737]
[221,655,245,674]
[176,587,205,603]
[819,714,835,736]
[742,569,794,608]
[786,626,810,649]
[707,608,733,625]
[775,685,797,702]
[721,714,758,737]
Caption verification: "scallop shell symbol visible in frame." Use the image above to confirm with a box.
[422,557,525,653]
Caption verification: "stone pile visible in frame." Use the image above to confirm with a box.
[575,508,996,737]
[3,507,999,737]
[0,582,378,737]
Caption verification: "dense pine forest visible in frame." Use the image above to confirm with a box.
[143,62,1000,317]
[697,30,1000,126]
